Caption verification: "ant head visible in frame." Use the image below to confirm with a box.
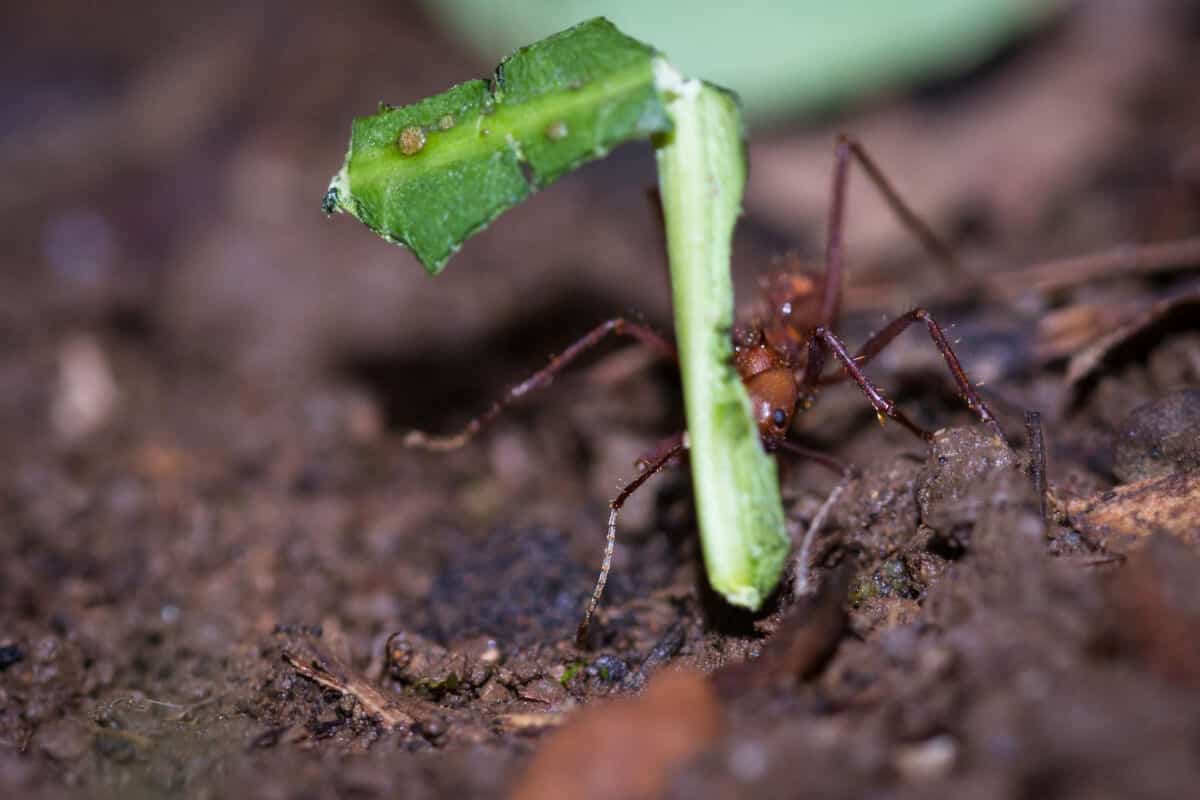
[745,366,798,441]
[734,326,799,441]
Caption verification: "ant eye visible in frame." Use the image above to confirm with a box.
[771,408,788,429]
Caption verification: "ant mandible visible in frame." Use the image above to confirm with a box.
[405,134,1004,646]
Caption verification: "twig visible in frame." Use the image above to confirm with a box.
[1024,410,1048,522]
[282,639,415,731]
[993,237,1200,297]
[792,473,853,596]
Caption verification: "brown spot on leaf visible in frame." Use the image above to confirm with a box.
[398,126,426,156]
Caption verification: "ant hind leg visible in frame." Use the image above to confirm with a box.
[404,317,676,451]
[576,432,688,648]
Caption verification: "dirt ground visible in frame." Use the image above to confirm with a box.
[4,1,1200,798]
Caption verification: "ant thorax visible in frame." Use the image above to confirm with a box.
[730,266,828,440]
[758,269,825,365]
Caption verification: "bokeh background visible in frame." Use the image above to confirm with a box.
[4,0,1193,432]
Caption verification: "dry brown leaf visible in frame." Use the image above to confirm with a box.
[1035,302,1138,364]
[1067,469,1200,552]
[1106,537,1200,686]
[510,669,721,800]
[1064,292,1200,408]
[281,636,418,732]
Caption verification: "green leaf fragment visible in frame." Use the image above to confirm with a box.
[324,17,671,272]
[653,62,789,609]
[324,17,791,615]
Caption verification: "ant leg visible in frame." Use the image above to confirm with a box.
[635,431,691,471]
[814,137,851,331]
[404,318,677,451]
[576,432,689,648]
[813,326,933,441]
[813,133,963,332]
[796,335,828,406]
[835,134,962,276]
[816,308,1003,439]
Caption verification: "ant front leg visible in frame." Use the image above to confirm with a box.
[812,326,933,441]
[404,318,676,451]
[818,308,1004,440]
[576,432,688,648]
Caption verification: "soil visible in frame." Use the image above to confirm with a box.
[4,1,1200,798]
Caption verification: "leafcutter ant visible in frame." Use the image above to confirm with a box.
[405,134,1004,645]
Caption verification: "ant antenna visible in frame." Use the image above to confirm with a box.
[576,434,688,647]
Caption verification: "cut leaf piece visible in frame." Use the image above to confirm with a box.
[324,17,671,272]
[323,17,791,617]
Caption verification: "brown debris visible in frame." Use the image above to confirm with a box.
[714,563,851,695]
[1034,301,1140,365]
[1106,536,1200,685]
[496,711,568,734]
[999,236,1200,298]
[511,669,722,800]
[1067,469,1200,551]
[281,636,415,732]
[1065,293,1200,405]
[34,718,91,762]
[1112,389,1200,483]
[916,427,1020,537]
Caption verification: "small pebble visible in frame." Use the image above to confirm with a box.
[894,735,958,782]
[0,643,24,671]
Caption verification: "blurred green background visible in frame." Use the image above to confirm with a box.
[425,0,1058,122]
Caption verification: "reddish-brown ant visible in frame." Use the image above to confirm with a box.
[405,134,1004,645]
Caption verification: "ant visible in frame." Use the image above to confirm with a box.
[405,134,1004,646]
